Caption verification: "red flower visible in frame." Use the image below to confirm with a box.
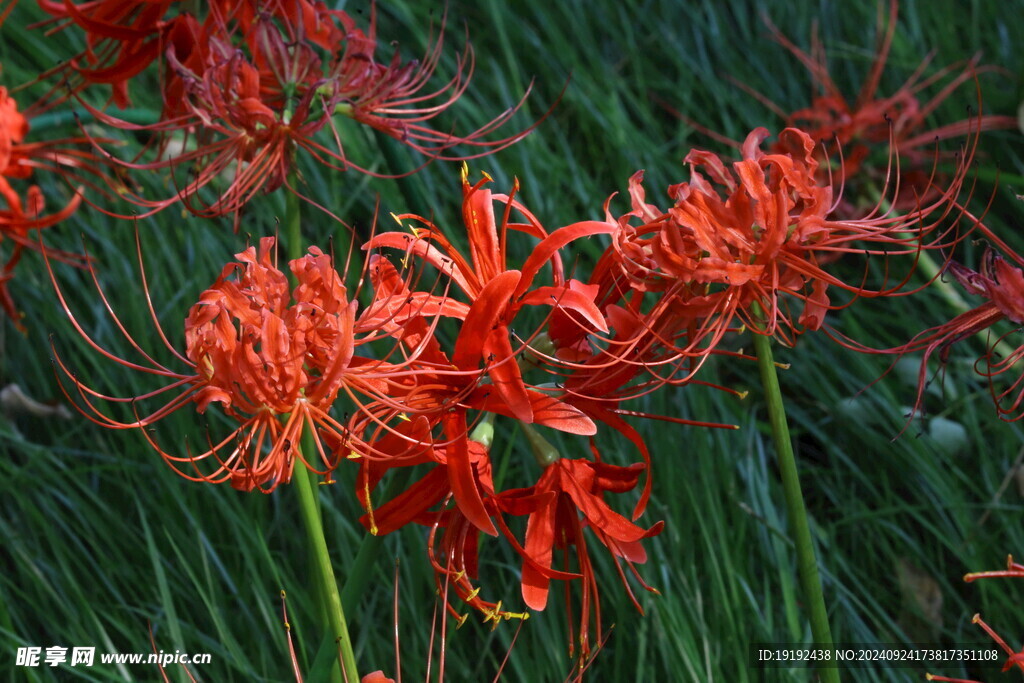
[35,0,178,109]
[68,3,541,220]
[350,254,598,539]
[877,247,1024,422]
[600,127,971,357]
[661,0,1014,216]
[498,458,662,658]
[763,1,1014,180]
[367,167,613,423]
[49,235,420,492]
[0,85,108,329]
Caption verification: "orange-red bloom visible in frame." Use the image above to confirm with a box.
[600,126,970,358]
[367,167,613,423]
[499,457,662,658]
[763,1,1014,182]
[65,2,540,220]
[0,84,107,328]
[663,1,1013,216]
[50,235,420,492]
[35,0,179,109]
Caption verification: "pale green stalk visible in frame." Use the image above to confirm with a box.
[750,305,839,683]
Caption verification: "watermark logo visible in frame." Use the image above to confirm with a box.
[15,645,209,669]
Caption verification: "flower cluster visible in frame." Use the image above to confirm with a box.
[52,236,401,492]
[36,0,538,220]
[50,167,666,654]
[52,113,976,655]
[585,126,972,366]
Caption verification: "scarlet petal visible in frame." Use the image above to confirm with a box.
[529,392,597,435]
[482,329,533,423]
[462,179,502,284]
[559,462,654,544]
[520,496,556,610]
[467,388,596,436]
[443,413,497,536]
[515,221,615,299]
[452,270,520,369]
[520,284,609,333]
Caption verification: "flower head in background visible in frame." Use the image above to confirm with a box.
[880,245,1024,422]
[660,0,1014,216]
[50,1,544,220]
[34,0,179,110]
[763,1,1014,180]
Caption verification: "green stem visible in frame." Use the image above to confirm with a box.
[285,176,303,263]
[750,314,839,683]
[283,176,359,682]
[293,439,359,683]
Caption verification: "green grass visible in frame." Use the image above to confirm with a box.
[2,0,1023,681]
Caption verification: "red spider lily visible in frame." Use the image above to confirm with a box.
[599,126,972,358]
[661,1,1013,216]
[354,426,660,658]
[340,246,670,640]
[355,175,615,546]
[48,235,429,492]
[0,84,109,329]
[349,266,598,541]
[347,249,598,536]
[358,170,734,567]
[498,457,662,659]
[367,167,613,423]
[856,247,1024,422]
[350,421,537,622]
[352,413,587,619]
[32,0,181,110]
[762,1,1015,178]
[67,2,541,221]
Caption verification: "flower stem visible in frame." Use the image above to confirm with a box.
[285,175,303,263]
[283,176,359,682]
[293,438,360,683]
[750,318,839,683]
